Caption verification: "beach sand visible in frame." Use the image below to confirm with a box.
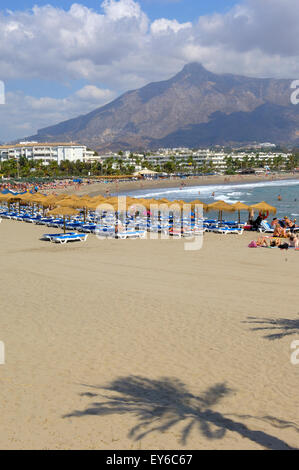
[0,220,299,449]
[48,173,299,197]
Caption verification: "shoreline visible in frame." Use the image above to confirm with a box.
[52,172,299,197]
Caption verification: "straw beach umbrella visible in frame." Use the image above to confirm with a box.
[55,194,70,200]
[5,194,22,203]
[5,194,23,212]
[92,195,107,203]
[48,206,79,233]
[42,195,59,207]
[190,200,208,211]
[232,201,249,224]
[70,197,95,222]
[19,192,36,213]
[0,194,8,210]
[20,192,35,202]
[0,193,15,211]
[28,194,49,215]
[29,194,47,208]
[159,198,172,204]
[57,195,81,207]
[0,193,12,202]
[250,201,277,216]
[207,200,235,223]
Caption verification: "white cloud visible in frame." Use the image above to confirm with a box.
[1,0,299,87]
[151,18,192,34]
[0,85,116,141]
[1,0,299,141]
[102,0,144,20]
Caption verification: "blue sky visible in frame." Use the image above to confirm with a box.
[0,0,298,142]
[1,1,239,21]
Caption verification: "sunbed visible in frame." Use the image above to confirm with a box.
[50,233,88,244]
[214,227,244,235]
[120,230,146,239]
[42,232,76,241]
[258,220,274,233]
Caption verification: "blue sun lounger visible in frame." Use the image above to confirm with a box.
[42,232,76,241]
[49,233,88,244]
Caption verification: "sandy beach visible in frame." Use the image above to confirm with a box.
[48,173,299,198]
[0,219,298,449]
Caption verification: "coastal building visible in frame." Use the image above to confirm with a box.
[2,142,291,172]
[0,142,96,164]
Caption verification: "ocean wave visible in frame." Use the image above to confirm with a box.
[227,192,243,196]
[214,194,245,204]
[126,178,299,199]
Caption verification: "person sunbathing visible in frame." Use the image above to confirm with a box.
[273,220,287,238]
[288,233,299,248]
[284,216,298,231]
[270,238,283,247]
[256,236,269,247]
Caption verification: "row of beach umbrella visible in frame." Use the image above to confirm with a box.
[0,192,277,231]
[0,191,277,215]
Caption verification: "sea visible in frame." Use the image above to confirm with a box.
[121,179,299,222]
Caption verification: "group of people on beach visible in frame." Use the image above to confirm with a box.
[0,179,90,194]
[256,233,299,249]
[271,216,298,237]
[252,215,299,250]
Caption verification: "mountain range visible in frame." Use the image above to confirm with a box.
[28,63,299,150]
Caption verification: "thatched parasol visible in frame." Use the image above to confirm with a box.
[190,199,208,211]
[249,201,277,215]
[4,194,23,212]
[20,192,35,202]
[232,201,250,224]
[71,197,97,222]
[207,200,236,223]
[48,206,79,233]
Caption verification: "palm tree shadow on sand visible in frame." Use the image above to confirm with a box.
[244,315,299,340]
[63,376,298,449]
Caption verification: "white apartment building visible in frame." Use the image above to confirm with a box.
[142,149,291,171]
[0,142,96,164]
[141,149,227,170]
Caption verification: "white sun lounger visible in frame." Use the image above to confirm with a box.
[214,227,244,235]
[258,221,274,233]
[42,232,76,241]
[50,233,88,244]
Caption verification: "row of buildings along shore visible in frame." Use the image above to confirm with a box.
[0,141,294,171]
